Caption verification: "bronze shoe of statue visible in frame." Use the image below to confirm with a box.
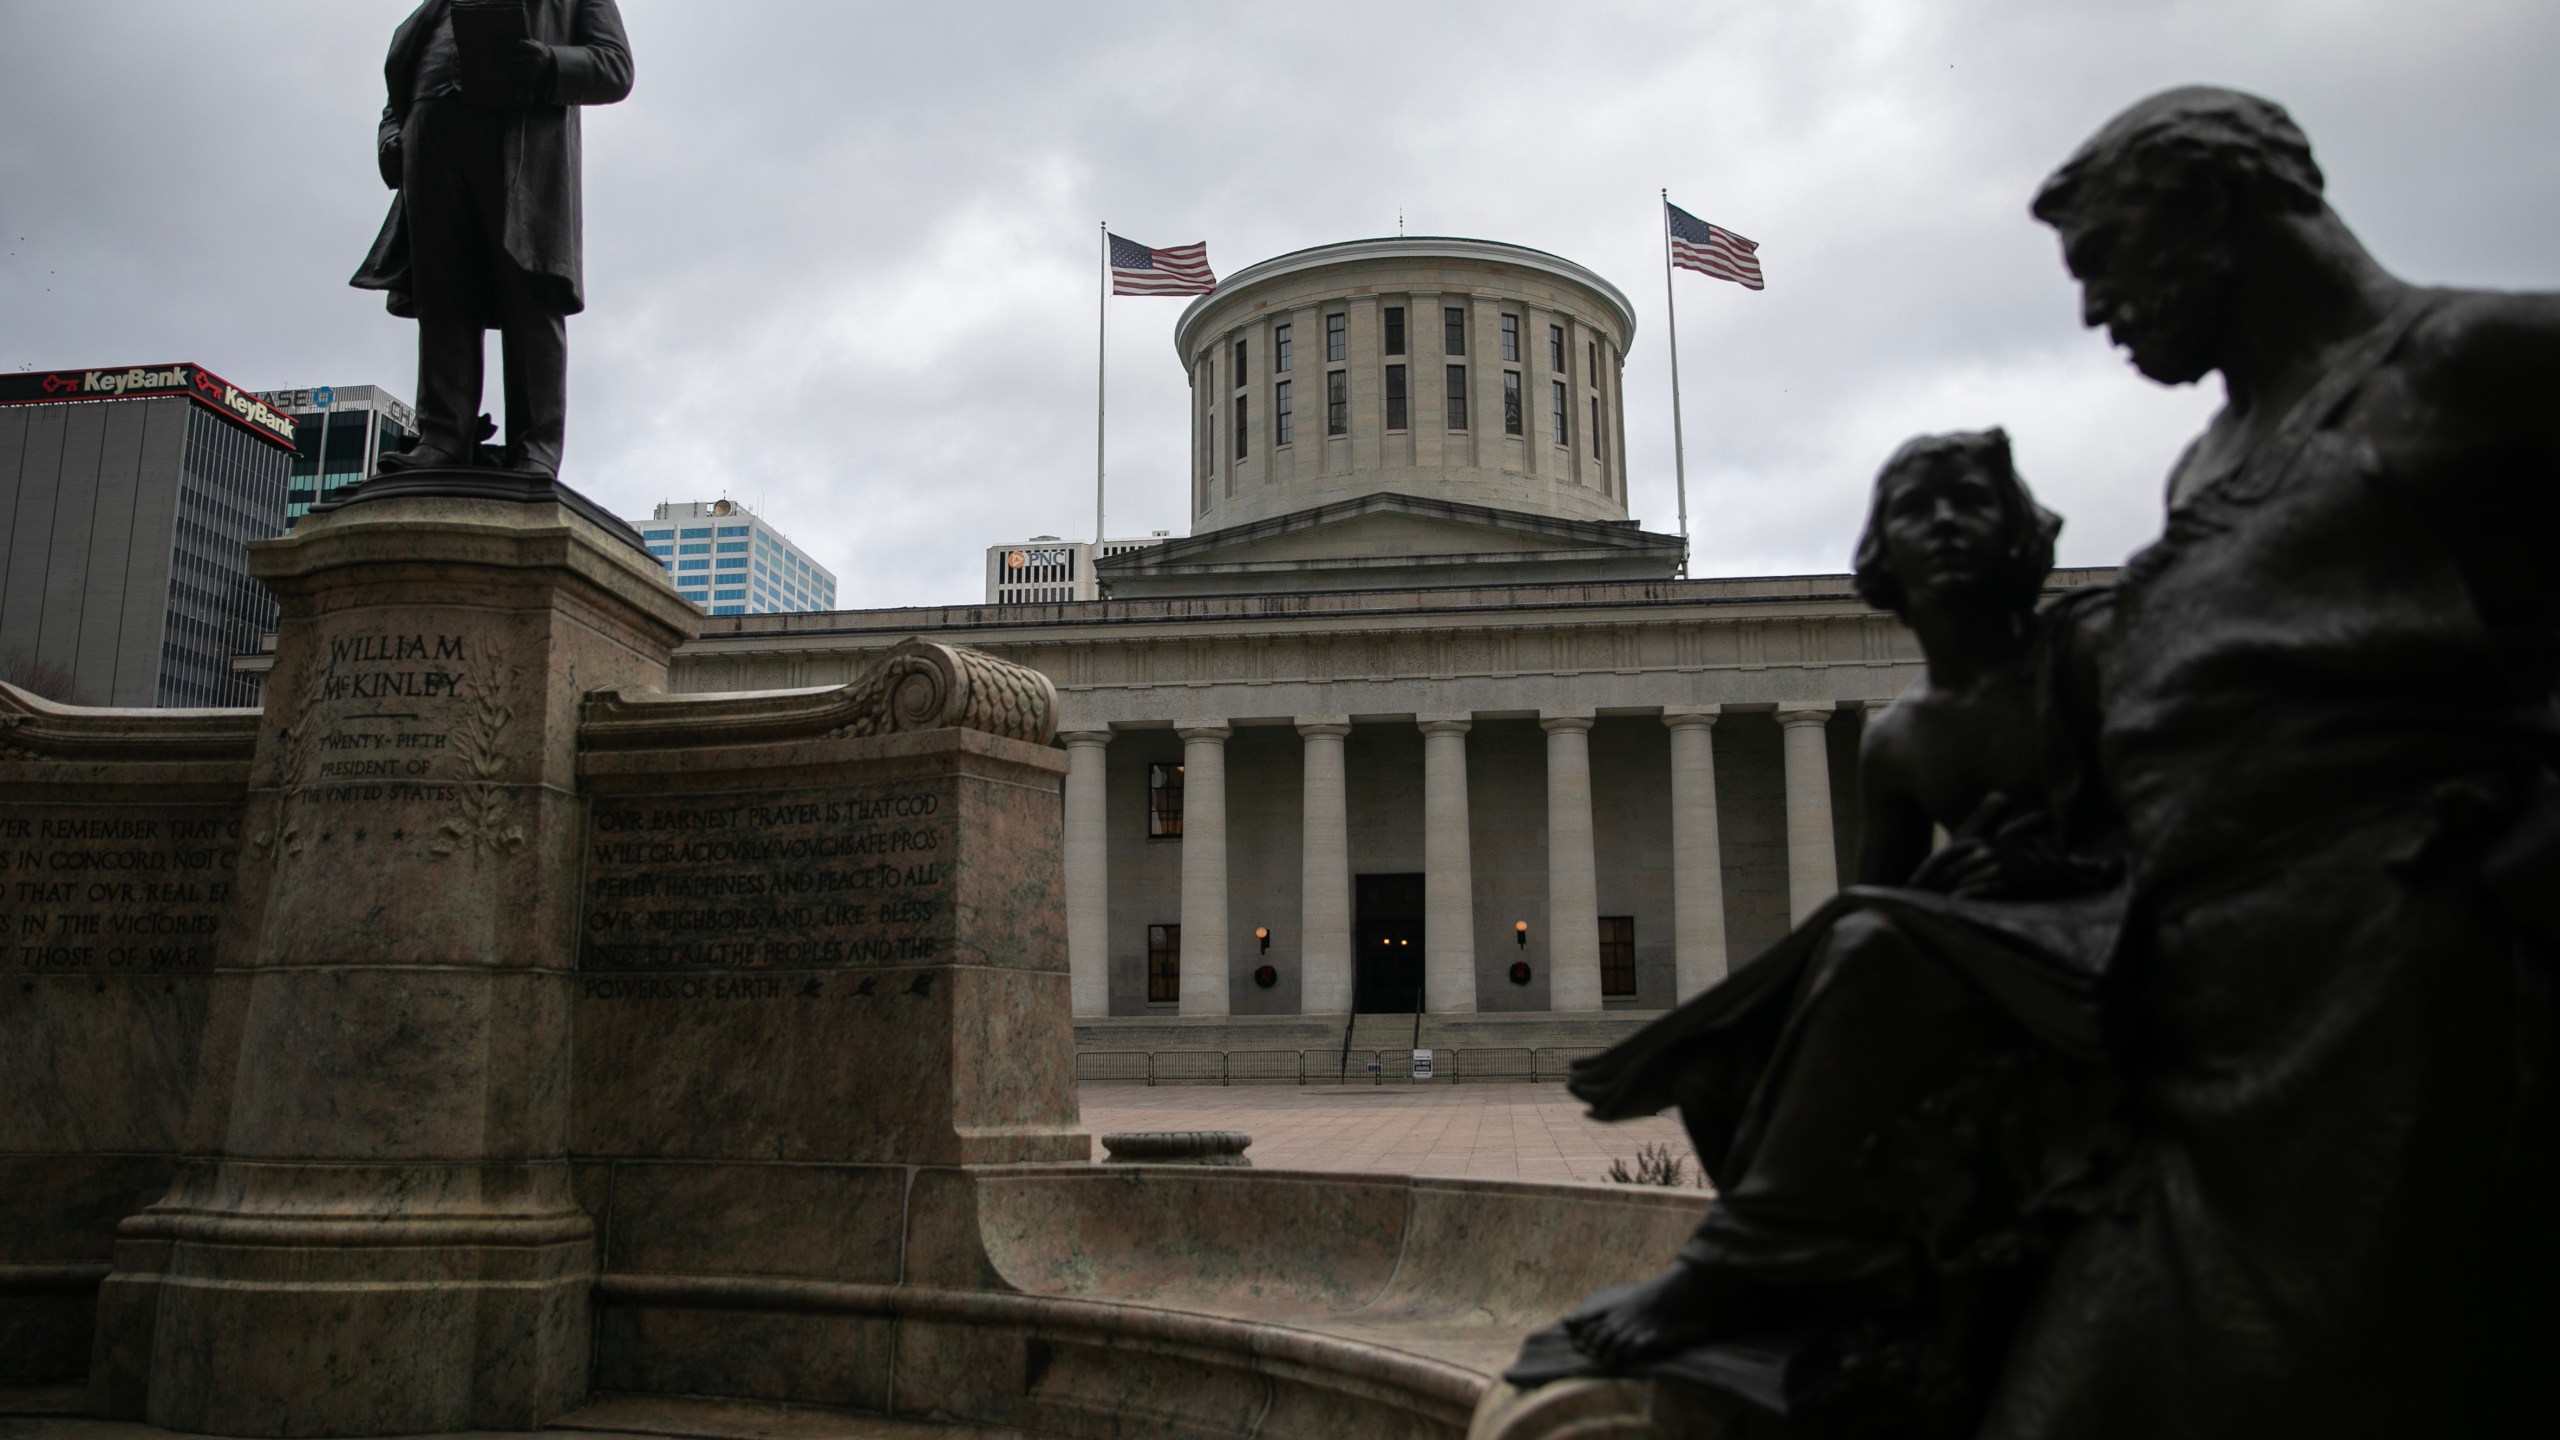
[371,443,469,475]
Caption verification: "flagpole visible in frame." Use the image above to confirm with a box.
[1096,222,1108,546]
[1660,190,1690,578]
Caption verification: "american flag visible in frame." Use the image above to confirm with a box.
[1666,202,1764,291]
[1109,234,1215,296]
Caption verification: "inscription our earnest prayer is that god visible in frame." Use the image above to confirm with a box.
[580,787,951,973]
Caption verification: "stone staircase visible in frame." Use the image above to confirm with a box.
[1072,1008,1666,1085]
[1350,1008,1428,1055]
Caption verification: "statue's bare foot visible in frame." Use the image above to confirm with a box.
[1564,1256,1747,1366]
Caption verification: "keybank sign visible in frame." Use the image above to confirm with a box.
[59,365,191,396]
[0,362,298,451]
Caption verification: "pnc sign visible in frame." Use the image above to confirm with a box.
[0,362,299,452]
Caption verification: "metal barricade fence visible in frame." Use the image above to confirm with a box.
[1149,1050,1228,1086]
[1306,1048,1361,1084]
[1532,1047,1601,1082]
[1225,1050,1303,1085]
[1450,1047,1536,1084]
[1075,1050,1151,1084]
[1072,1046,1606,1087]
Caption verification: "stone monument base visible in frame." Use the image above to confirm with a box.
[0,482,1717,1437]
[92,1173,594,1433]
[1468,1375,1738,1440]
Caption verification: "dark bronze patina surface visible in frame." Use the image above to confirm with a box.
[1513,87,2560,1439]
[351,0,633,480]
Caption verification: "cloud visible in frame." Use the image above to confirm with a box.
[4,0,2554,604]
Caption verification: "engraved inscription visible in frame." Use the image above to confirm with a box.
[301,633,472,783]
[0,808,241,973]
[579,787,951,974]
[269,631,526,862]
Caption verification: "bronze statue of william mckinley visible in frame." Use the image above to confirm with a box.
[351,0,632,479]
[1509,87,2559,1439]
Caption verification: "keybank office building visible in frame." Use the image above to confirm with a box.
[0,363,295,707]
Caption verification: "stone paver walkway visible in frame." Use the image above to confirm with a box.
[0,1397,1030,1438]
[1077,1081,1706,1188]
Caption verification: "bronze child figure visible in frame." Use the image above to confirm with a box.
[1850,429,2095,896]
[1511,430,2125,1432]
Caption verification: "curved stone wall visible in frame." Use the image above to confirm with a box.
[1174,238,1637,531]
[585,1161,1712,1437]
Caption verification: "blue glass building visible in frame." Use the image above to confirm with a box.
[632,500,836,615]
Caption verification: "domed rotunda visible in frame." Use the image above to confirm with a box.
[1098,237,1684,597]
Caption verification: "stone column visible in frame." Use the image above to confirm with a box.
[1777,702,1840,923]
[1059,730,1112,1018]
[1417,714,1476,1014]
[1296,717,1353,1016]
[1662,706,1727,1000]
[1175,720,1231,1017]
[1541,713,1602,1012]
[92,482,698,1433]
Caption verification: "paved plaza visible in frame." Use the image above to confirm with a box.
[1077,1081,1706,1187]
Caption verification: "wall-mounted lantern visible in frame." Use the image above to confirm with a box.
[1255,926,1271,955]
[1514,920,1530,950]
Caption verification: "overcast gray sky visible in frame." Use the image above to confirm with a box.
[4,1,2555,607]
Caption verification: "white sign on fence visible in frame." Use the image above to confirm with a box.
[1411,1048,1435,1081]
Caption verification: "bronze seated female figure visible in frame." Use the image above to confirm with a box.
[1509,429,2126,1434]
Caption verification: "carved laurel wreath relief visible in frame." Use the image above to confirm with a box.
[432,648,526,861]
[258,659,333,791]
[251,659,333,859]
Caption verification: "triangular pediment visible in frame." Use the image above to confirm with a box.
[1097,492,1684,598]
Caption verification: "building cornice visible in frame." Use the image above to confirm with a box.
[1174,237,1638,361]
[1099,491,1678,576]
[663,569,2119,653]
[226,569,2117,677]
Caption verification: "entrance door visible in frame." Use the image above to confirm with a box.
[1353,872,1426,1013]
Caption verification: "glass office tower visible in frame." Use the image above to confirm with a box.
[632,500,837,615]
[0,362,295,706]
[257,384,417,520]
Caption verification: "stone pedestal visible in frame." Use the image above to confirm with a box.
[569,640,1085,1404]
[571,646,1085,1169]
[90,483,697,1435]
